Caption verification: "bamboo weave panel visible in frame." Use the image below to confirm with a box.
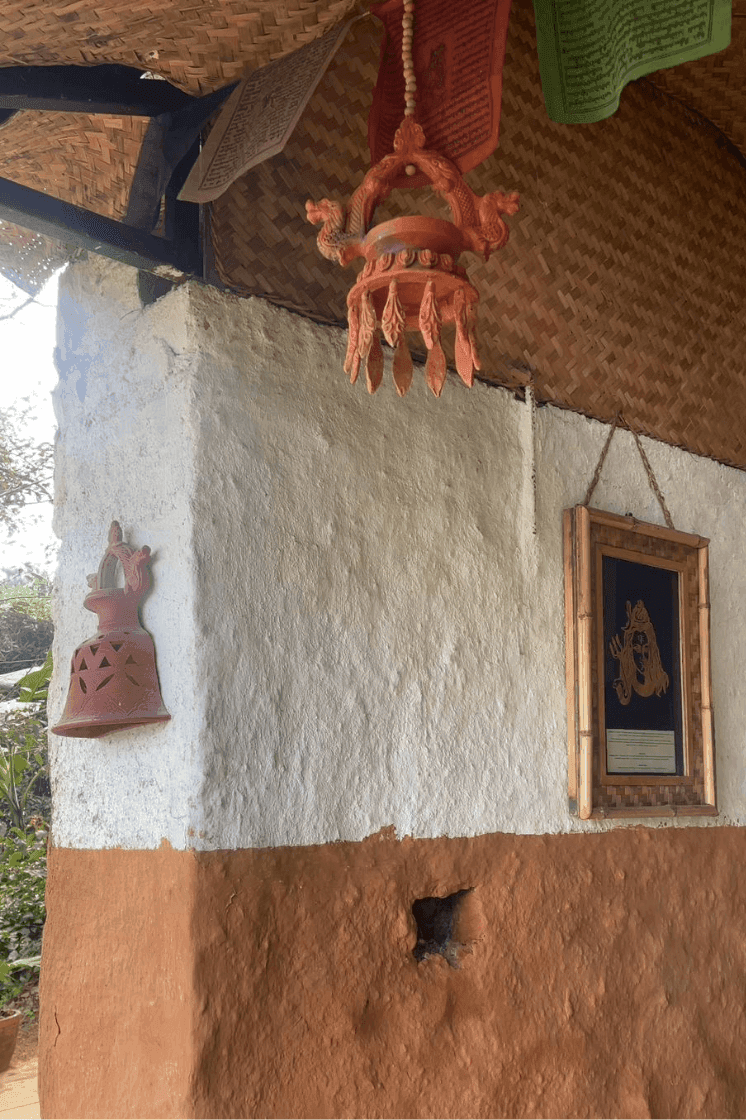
[0,0,741,470]
[209,0,746,469]
[0,111,150,220]
[0,0,362,94]
[646,3,746,159]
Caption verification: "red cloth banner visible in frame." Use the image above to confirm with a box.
[368,0,512,184]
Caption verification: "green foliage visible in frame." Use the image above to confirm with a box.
[0,572,53,677]
[17,650,52,706]
[0,708,49,832]
[0,826,46,1010]
[0,574,52,623]
[0,578,52,1012]
[0,656,51,833]
[0,403,53,535]
[0,658,50,1007]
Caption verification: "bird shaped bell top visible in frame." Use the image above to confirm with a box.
[52,521,171,738]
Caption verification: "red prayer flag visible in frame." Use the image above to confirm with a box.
[368,0,513,186]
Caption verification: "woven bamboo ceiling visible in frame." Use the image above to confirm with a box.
[0,0,744,468]
[0,0,743,147]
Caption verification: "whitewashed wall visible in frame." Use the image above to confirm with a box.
[49,257,746,849]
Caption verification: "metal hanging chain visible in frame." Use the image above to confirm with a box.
[583,411,674,529]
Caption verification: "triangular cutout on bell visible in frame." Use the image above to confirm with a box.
[110,642,123,652]
[99,656,111,667]
[125,655,137,665]
[78,658,88,671]
[90,644,99,656]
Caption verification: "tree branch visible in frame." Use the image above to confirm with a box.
[0,295,36,322]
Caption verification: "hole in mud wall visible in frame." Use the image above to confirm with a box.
[412,888,474,968]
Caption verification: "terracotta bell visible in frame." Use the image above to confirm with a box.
[52,521,171,738]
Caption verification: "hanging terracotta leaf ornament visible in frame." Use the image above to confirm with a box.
[382,278,414,396]
[306,0,518,397]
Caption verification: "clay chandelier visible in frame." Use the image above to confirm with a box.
[307,0,519,397]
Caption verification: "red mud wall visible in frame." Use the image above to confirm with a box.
[39,846,197,1119]
[41,828,746,1118]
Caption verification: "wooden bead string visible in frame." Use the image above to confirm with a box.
[402,0,416,115]
[403,0,417,175]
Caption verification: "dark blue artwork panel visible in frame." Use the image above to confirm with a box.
[602,555,683,775]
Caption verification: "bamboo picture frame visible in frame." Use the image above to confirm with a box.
[564,506,716,819]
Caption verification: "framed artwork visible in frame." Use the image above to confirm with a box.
[564,506,716,819]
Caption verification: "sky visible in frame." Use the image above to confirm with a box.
[0,271,60,579]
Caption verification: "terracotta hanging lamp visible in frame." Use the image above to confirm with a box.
[306,0,518,397]
[52,521,171,738]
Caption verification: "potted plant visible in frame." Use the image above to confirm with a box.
[0,1006,22,1073]
[0,957,40,1071]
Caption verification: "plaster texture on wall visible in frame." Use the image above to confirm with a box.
[50,258,204,848]
[50,258,746,849]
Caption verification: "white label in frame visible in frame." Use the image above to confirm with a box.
[606,728,677,774]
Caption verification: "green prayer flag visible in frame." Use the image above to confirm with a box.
[532,0,732,124]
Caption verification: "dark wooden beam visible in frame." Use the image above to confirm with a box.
[0,66,233,275]
[164,141,203,277]
[0,65,194,116]
[0,177,199,277]
[124,84,236,230]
